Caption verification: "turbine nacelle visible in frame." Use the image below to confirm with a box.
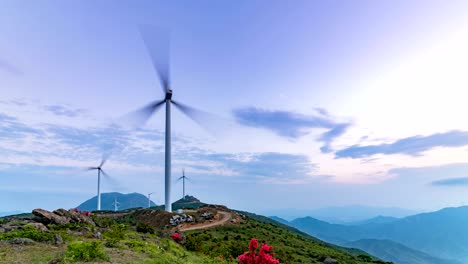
[165,89,173,100]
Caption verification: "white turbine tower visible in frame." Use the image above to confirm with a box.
[86,155,111,211]
[128,25,211,212]
[177,169,190,200]
[112,197,120,212]
[147,192,155,208]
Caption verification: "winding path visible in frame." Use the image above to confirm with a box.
[179,211,232,231]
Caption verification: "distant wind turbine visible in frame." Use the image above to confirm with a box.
[128,25,211,212]
[86,155,111,211]
[177,169,190,199]
[147,192,155,208]
[112,197,120,212]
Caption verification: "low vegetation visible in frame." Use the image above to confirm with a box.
[183,216,388,264]
[0,206,391,263]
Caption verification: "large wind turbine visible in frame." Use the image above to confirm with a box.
[87,156,111,211]
[131,25,208,212]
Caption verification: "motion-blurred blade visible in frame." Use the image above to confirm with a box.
[100,169,111,179]
[86,167,98,171]
[138,25,171,93]
[100,169,121,187]
[172,100,220,135]
[177,176,183,181]
[99,153,111,168]
[122,100,165,128]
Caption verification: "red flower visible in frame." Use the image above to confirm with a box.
[171,233,182,243]
[83,211,90,216]
[249,238,259,252]
[238,239,279,264]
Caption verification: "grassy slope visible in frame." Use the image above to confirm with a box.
[0,217,232,264]
[0,207,387,264]
[185,213,389,264]
[237,210,374,258]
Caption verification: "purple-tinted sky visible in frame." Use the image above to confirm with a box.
[1,0,468,214]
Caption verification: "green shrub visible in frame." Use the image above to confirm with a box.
[185,234,202,252]
[92,216,116,228]
[104,238,120,248]
[0,225,53,242]
[136,223,155,234]
[103,223,127,240]
[63,241,108,262]
[358,254,373,262]
[48,222,90,231]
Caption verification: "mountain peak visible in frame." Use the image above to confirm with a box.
[77,192,156,211]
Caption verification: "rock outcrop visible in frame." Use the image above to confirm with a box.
[32,208,95,226]
[33,209,70,225]
[26,223,49,232]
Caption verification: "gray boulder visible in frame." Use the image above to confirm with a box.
[8,238,34,245]
[323,257,337,264]
[52,234,63,245]
[33,209,69,225]
[27,222,49,232]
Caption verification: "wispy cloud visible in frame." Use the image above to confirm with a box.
[44,105,85,118]
[179,151,316,184]
[336,130,468,159]
[0,113,43,139]
[232,107,350,152]
[431,177,468,186]
[0,109,316,185]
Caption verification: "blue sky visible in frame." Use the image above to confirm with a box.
[2,0,468,213]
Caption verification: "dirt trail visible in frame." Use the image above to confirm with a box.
[179,211,232,231]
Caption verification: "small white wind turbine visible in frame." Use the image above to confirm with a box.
[147,192,155,208]
[177,169,190,199]
[86,155,111,211]
[112,197,120,212]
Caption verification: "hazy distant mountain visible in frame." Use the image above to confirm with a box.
[290,206,468,262]
[347,216,400,226]
[77,192,156,211]
[260,205,418,223]
[269,216,289,225]
[345,239,462,264]
[0,211,23,217]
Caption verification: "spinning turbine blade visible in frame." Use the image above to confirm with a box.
[99,153,110,168]
[139,25,171,93]
[172,100,219,135]
[86,167,98,171]
[124,100,165,128]
[100,169,111,179]
[101,169,120,187]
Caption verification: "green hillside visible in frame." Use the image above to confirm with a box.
[183,210,389,264]
[0,205,390,264]
[345,239,461,264]
[77,192,156,211]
